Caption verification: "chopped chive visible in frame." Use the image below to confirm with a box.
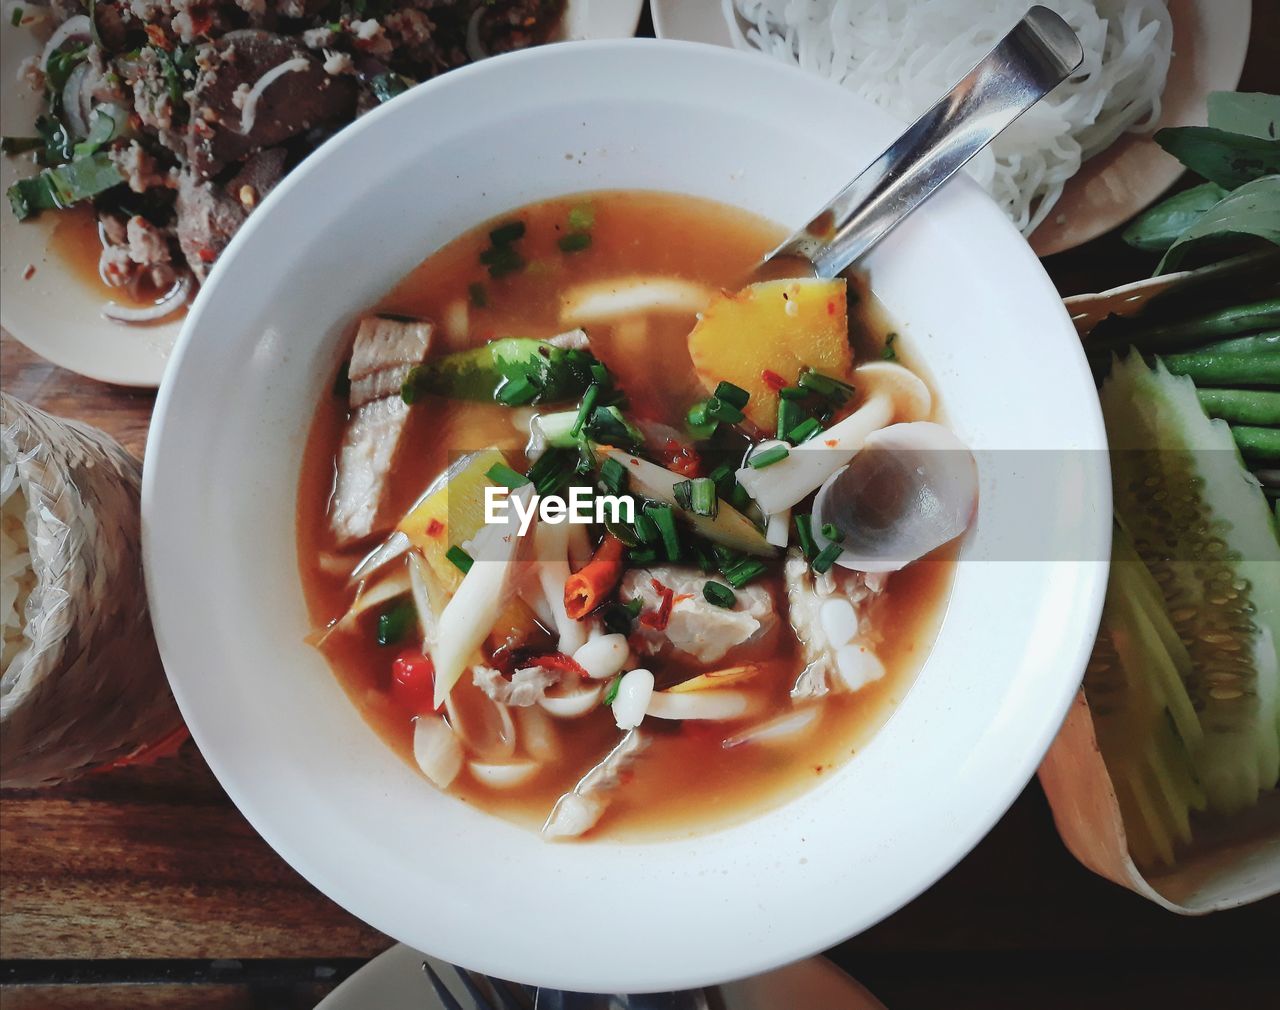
[711,544,741,570]
[798,368,853,401]
[557,232,592,253]
[686,399,718,439]
[708,463,736,495]
[787,417,823,443]
[495,374,537,405]
[570,383,601,437]
[632,510,659,544]
[690,477,718,517]
[527,448,574,496]
[480,244,525,278]
[590,362,611,386]
[728,482,752,513]
[486,461,531,489]
[576,439,596,474]
[602,675,621,706]
[713,381,750,410]
[882,333,898,361]
[11,6,23,26]
[445,545,474,574]
[703,581,736,609]
[645,504,682,561]
[599,456,629,495]
[812,542,842,574]
[629,545,659,565]
[749,444,790,469]
[672,478,694,511]
[705,396,745,424]
[489,220,525,245]
[820,522,845,543]
[777,398,804,441]
[468,282,488,308]
[568,204,595,230]
[779,386,808,400]
[690,540,717,573]
[724,559,766,588]
[795,513,816,561]
[375,597,417,647]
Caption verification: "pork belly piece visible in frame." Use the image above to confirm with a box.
[330,316,433,544]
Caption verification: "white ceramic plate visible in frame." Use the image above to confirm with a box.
[144,40,1109,993]
[0,0,643,388]
[317,946,887,1010]
[650,0,1251,256]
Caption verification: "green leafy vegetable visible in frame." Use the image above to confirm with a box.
[1157,175,1280,274]
[403,337,597,405]
[1154,127,1280,190]
[1206,92,1280,141]
[6,152,125,221]
[371,72,412,104]
[1122,182,1230,253]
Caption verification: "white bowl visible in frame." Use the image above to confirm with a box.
[144,40,1110,992]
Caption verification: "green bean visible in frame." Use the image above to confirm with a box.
[1196,388,1280,426]
[1159,350,1280,387]
[1231,426,1280,462]
[1193,332,1280,355]
[1091,297,1280,353]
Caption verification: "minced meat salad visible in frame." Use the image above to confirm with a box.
[3,1,563,316]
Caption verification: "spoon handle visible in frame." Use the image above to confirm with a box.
[765,5,1084,278]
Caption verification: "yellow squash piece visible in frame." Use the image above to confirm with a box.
[398,446,509,592]
[687,278,852,430]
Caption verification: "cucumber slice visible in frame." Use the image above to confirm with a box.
[1101,354,1280,816]
[1086,524,1206,868]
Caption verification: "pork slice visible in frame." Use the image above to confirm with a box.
[473,665,560,707]
[622,565,776,665]
[186,30,357,179]
[174,149,287,279]
[330,316,434,544]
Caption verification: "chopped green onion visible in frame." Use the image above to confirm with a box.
[586,405,642,447]
[485,461,530,489]
[686,399,718,439]
[604,517,640,548]
[787,417,823,444]
[568,204,595,230]
[777,398,804,441]
[571,383,601,437]
[690,477,718,518]
[820,522,845,543]
[6,152,124,222]
[794,513,817,561]
[713,381,750,410]
[690,540,717,573]
[602,597,643,634]
[589,362,611,386]
[480,244,525,279]
[445,545,474,574]
[495,374,538,405]
[602,675,621,705]
[728,482,752,514]
[468,282,488,308]
[811,542,842,574]
[672,478,694,511]
[599,456,629,495]
[489,220,525,245]
[778,386,808,400]
[632,510,659,544]
[558,232,592,253]
[708,463,736,495]
[645,504,682,561]
[527,448,575,496]
[882,333,898,361]
[798,368,853,401]
[629,546,659,566]
[748,444,789,469]
[724,559,766,588]
[10,6,23,26]
[376,598,417,646]
[705,396,745,424]
[702,581,736,609]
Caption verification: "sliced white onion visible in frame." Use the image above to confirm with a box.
[464,5,489,62]
[534,519,587,656]
[765,509,791,548]
[539,683,603,719]
[445,688,516,761]
[646,689,752,722]
[559,276,713,327]
[103,273,195,325]
[611,669,653,730]
[239,57,310,136]
[514,705,560,762]
[349,529,411,582]
[41,15,91,70]
[335,566,411,628]
[723,706,821,748]
[61,61,93,140]
[413,716,463,788]
[572,633,629,680]
[406,551,441,653]
[468,759,539,789]
[835,643,886,692]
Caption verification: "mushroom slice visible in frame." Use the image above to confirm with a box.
[414,716,463,789]
[812,421,977,573]
[468,760,540,789]
[539,682,604,719]
[723,705,821,748]
[646,689,753,721]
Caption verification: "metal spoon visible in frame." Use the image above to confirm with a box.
[755,5,1084,281]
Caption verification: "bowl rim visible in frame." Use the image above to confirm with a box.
[143,37,1111,990]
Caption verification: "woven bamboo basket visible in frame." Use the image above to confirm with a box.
[1,393,180,787]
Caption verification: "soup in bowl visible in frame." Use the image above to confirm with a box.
[144,41,1109,991]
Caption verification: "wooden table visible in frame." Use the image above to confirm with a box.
[3,9,1277,1008]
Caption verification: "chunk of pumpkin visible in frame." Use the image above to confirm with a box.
[398,447,509,592]
[687,278,851,431]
